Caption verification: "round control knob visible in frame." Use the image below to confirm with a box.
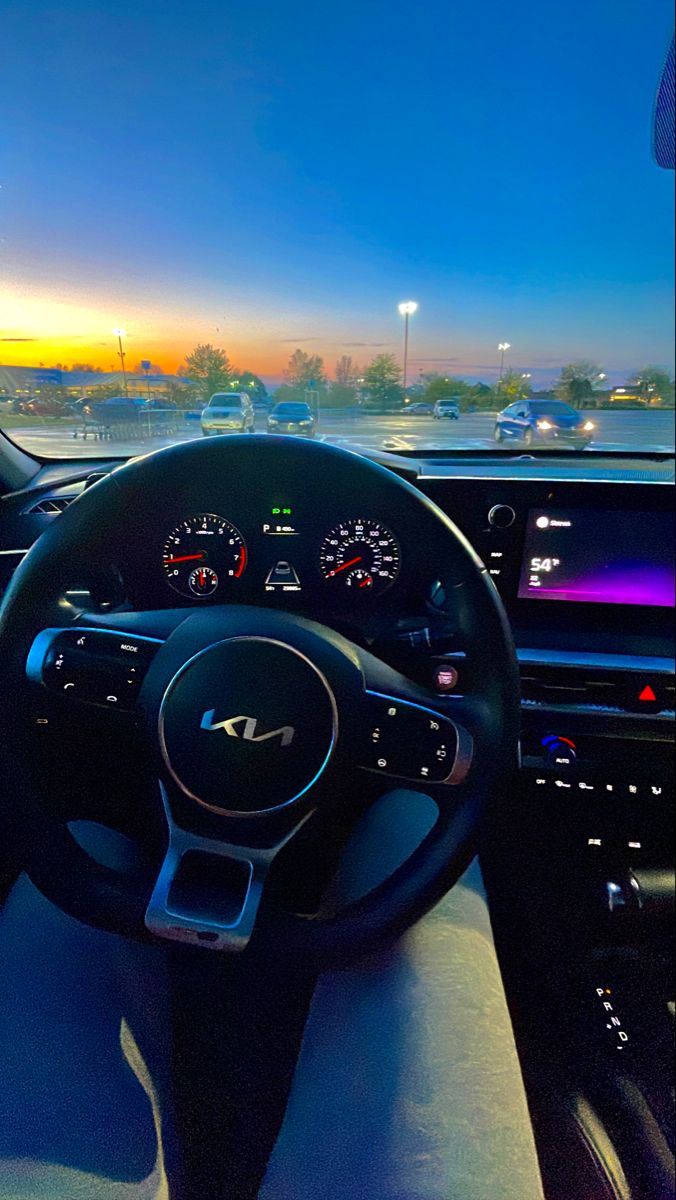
[544,737,577,768]
[547,746,577,768]
[488,504,516,529]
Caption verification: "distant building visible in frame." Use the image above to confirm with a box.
[609,385,653,407]
[0,365,189,397]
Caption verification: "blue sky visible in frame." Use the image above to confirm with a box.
[1,0,674,383]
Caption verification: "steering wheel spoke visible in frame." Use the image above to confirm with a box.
[26,623,164,711]
[341,646,475,791]
[145,784,312,952]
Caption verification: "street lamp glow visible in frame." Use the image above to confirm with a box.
[398,302,418,394]
[112,328,126,338]
[497,342,511,391]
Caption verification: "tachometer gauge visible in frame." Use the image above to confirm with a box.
[162,514,247,598]
[319,519,400,596]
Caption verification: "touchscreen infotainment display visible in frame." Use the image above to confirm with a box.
[518,509,675,607]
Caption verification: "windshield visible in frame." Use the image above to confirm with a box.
[272,404,312,417]
[208,395,243,408]
[0,3,673,460]
[526,401,577,416]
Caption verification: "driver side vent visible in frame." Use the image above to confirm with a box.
[24,496,76,515]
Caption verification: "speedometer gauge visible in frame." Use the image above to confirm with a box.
[162,514,247,598]
[319,519,400,595]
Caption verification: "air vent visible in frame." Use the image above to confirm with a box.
[24,495,76,516]
[520,662,675,714]
[521,665,621,709]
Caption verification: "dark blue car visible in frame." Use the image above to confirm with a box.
[494,399,595,448]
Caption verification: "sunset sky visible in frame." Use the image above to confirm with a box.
[1,0,674,386]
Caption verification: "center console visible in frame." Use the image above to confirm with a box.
[415,466,675,1199]
[418,472,675,868]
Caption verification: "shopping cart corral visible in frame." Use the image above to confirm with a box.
[74,399,183,441]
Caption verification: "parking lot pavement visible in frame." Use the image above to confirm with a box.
[319,409,676,453]
[4,409,674,458]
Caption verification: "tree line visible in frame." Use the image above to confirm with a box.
[16,346,675,413]
[179,346,674,411]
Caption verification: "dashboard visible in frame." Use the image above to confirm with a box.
[1,449,674,861]
[2,452,674,651]
[2,451,672,638]
[108,489,676,629]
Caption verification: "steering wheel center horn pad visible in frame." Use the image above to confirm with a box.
[158,635,338,817]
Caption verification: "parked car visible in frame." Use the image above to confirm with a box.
[13,396,67,416]
[200,392,255,435]
[494,399,595,448]
[433,398,461,420]
[95,395,147,407]
[267,401,316,437]
[403,402,434,415]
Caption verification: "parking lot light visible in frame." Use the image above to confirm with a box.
[112,329,128,399]
[398,301,418,394]
[497,342,511,388]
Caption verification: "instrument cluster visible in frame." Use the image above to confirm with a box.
[159,509,402,606]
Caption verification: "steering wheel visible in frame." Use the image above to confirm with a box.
[0,437,519,966]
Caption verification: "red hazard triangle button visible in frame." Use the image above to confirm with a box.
[638,685,657,702]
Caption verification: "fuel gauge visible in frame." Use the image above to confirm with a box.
[188,565,219,596]
[345,568,374,591]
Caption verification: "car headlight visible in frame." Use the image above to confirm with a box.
[583,420,595,432]
[268,418,279,424]
[299,419,312,425]
[537,419,553,431]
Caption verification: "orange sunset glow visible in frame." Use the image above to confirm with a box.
[0,284,305,377]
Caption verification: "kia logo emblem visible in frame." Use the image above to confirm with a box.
[200,711,295,747]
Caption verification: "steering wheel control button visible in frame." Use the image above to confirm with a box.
[28,627,161,709]
[358,693,459,784]
[159,637,337,815]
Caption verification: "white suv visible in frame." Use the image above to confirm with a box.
[200,392,255,435]
[433,398,461,420]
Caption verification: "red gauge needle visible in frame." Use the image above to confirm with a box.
[164,553,205,564]
[328,556,362,578]
[359,577,373,588]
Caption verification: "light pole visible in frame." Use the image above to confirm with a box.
[112,328,128,399]
[398,301,418,396]
[140,359,152,403]
[497,342,511,390]
[520,372,532,399]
